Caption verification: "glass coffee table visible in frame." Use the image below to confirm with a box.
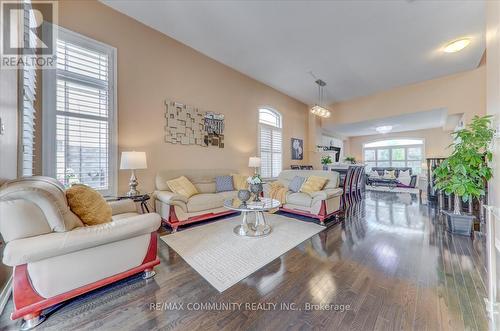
[223,198,281,237]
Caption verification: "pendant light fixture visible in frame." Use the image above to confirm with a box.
[310,79,331,118]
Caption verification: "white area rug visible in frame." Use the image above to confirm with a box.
[160,213,324,292]
[366,185,420,194]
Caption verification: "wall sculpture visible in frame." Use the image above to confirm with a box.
[164,100,224,148]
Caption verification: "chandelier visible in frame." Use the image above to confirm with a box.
[310,79,331,118]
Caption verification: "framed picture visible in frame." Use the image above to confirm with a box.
[291,138,303,160]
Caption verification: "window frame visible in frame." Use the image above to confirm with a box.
[257,107,282,180]
[42,25,118,197]
[363,138,424,174]
[18,3,37,177]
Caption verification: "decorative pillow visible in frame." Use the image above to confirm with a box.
[399,170,411,178]
[300,176,328,194]
[369,170,380,178]
[231,174,248,190]
[383,170,396,179]
[215,175,235,192]
[65,184,112,226]
[288,176,305,193]
[166,176,199,198]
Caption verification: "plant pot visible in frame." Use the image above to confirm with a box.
[443,211,474,236]
[322,165,329,170]
[237,189,251,204]
[249,184,263,202]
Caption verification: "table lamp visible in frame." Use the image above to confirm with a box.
[248,157,261,174]
[120,151,147,197]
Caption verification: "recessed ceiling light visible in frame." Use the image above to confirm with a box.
[443,38,471,53]
[376,125,392,134]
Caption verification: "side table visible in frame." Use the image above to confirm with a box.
[117,194,151,213]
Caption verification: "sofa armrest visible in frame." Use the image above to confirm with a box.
[310,188,343,200]
[108,199,137,215]
[3,213,161,266]
[154,191,188,204]
[410,175,418,188]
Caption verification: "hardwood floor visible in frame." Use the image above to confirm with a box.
[0,192,490,330]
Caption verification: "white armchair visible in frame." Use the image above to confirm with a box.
[0,176,161,329]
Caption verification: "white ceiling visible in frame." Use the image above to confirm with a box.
[101,0,485,104]
[323,108,449,137]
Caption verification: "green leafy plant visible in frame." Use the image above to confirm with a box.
[434,115,494,214]
[321,155,333,165]
[344,156,356,164]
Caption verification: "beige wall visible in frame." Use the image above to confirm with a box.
[323,66,486,159]
[327,66,486,126]
[346,127,453,163]
[56,0,308,194]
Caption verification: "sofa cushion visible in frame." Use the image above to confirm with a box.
[0,176,84,232]
[288,176,305,193]
[300,176,328,194]
[215,176,234,193]
[217,190,238,201]
[155,169,238,191]
[287,192,312,207]
[383,170,396,179]
[277,170,339,189]
[231,174,248,190]
[187,193,224,212]
[167,176,199,198]
[66,184,112,226]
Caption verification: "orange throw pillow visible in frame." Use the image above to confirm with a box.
[66,184,112,226]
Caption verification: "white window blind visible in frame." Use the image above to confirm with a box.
[259,108,282,179]
[20,3,37,176]
[44,27,116,196]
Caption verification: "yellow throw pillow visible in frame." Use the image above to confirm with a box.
[300,176,328,194]
[66,184,112,226]
[166,176,199,198]
[383,170,396,179]
[231,174,248,190]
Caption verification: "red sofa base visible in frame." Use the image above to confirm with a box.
[11,232,160,321]
[165,205,238,232]
[279,200,341,225]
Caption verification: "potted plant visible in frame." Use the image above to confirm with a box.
[247,174,263,202]
[344,156,356,164]
[321,155,333,170]
[434,115,494,236]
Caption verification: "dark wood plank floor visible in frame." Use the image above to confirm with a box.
[0,192,490,330]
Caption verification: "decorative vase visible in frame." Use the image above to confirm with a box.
[237,189,251,205]
[250,183,263,202]
[322,164,328,170]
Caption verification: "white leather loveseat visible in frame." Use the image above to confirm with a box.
[0,176,161,329]
[263,170,343,225]
[154,169,242,232]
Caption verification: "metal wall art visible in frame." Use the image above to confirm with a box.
[164,100,225,148]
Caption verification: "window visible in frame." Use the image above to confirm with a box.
[19,3,37,176]
[363,139,424,174]
[43,27,117,196]
[258,108,282,178]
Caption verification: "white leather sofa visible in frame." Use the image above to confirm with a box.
[263,170,343,225]
[154,169,241,231]
[0,176,161,329]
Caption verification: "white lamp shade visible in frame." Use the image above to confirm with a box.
[120,151,147,170]
[248,157,261,168]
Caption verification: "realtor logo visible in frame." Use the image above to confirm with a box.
[1,0,57,69]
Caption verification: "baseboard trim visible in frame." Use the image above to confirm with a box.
[0,273,13,316]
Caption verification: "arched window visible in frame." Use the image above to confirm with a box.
[258,107,282,178]
[363,138,424,174]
